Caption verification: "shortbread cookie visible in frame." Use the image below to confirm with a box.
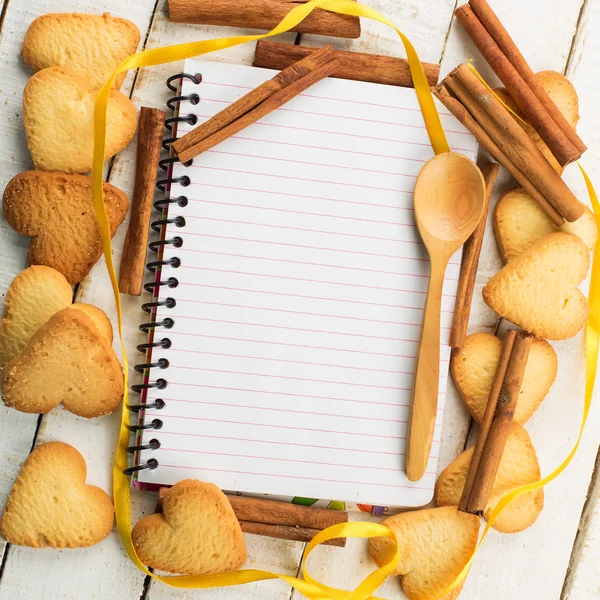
[451,332,557,425]
[22,13,140,89]
[494,188,597,262]
[132,479,247,575]
[0,442,113,548]
[3,171,129,284]
[23,66,137,173]
[369,506,479,600]
[72,303,113,343]
[483,232,589,339]
[435,423,544,533]
[0,266,72,366]
[496,71,579,173]
[3,307,123,418]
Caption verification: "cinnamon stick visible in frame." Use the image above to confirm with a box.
[238,521,345,547]
[458,330,516,513]
[168,0,361,39]
[119,107,166,295]
[443,73,563,225]
[253,40,440,88]
[173,46,339,163]
[459,331,533,515]
[432,84,564,226]
[227,494,348,529]
[157,488,348,545]
[454,3,582,167]
[450,160,499,349]
[469,0,586,156]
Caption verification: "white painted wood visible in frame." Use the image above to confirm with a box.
[0,0,159,596]
[0,0,600,599]
[554,1,600,597]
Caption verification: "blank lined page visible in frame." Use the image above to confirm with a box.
[138,59,478,507]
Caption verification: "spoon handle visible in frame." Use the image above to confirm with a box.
[406,257,446,482]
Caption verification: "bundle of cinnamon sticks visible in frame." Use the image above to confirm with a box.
[459,330,532,514]
[455,0,586,168]
[434,65,584,226]
[157,489,348,547]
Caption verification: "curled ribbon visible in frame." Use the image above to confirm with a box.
[90,1,599,597]
[92,1,445,598]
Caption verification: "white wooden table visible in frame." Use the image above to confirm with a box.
[1,1,600,598]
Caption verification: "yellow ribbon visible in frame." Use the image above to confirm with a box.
[92,1,447,597]
[434,67,600,599]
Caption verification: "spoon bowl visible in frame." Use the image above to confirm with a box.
[407,152,486,482]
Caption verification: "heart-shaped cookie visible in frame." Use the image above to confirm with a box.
[0,266,72,367]
[132,479,247,575]
[2,306,123,418]
[494,187,597,262]
[435,423,544,533]
[22,13,140,89]
[495,71,579,174]
[3,171,129,284]
[369,506,479,600]
[451,332,557,425]
[23,66,137,173]
[0,441,113,548]
[483,232,589,339]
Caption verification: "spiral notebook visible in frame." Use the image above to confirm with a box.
[131,58,478,510]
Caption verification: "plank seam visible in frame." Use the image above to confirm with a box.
[0,0,11,38]
[564,0,589,74]
[560,445,600,599]
[437,0,460,71]
[0,543,11,584]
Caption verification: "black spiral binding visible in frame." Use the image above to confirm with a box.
[124,72,202,476]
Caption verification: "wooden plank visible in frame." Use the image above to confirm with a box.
[71,1,304,599]
[554,1,600,597]
[0,0,157,597]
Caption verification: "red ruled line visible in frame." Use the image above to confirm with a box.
[206,147,421,178]
[170,367,422,391]
[184,180,415,211]
[176,248,436,280]
[159,446,437,475]
[158,413,409,440]
[178,231,462,271]
[158,430,440,458]
[181,197,414,227]
[176,297,453,330]
[180,213,422,245]
[177,266,456,300]
[158,463,435,491]
[161,398,410,423]
[174,281,455,314]
[189,162,417,194]
[201,95,469,137]
[198,79,454,117]
[161,383,447,409]
[167,331,429,359]
[171,315,423,342]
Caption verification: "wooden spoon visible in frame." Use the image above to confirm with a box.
[407,152,486,482]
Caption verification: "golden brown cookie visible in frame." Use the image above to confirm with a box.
[0,266,72,366]
[495,71,579,174]
[22,13,140,89]
[2,306,123,418]
[3,171,129,284]
[435,423,544,533]
[451,332,557,425]
[369,506,479,600]
[494,187,597,262]
[483,232,589,339]
[0,441,114,548]
[71,303,113,343]
[132,479,247,575]
[23,66,137,173]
